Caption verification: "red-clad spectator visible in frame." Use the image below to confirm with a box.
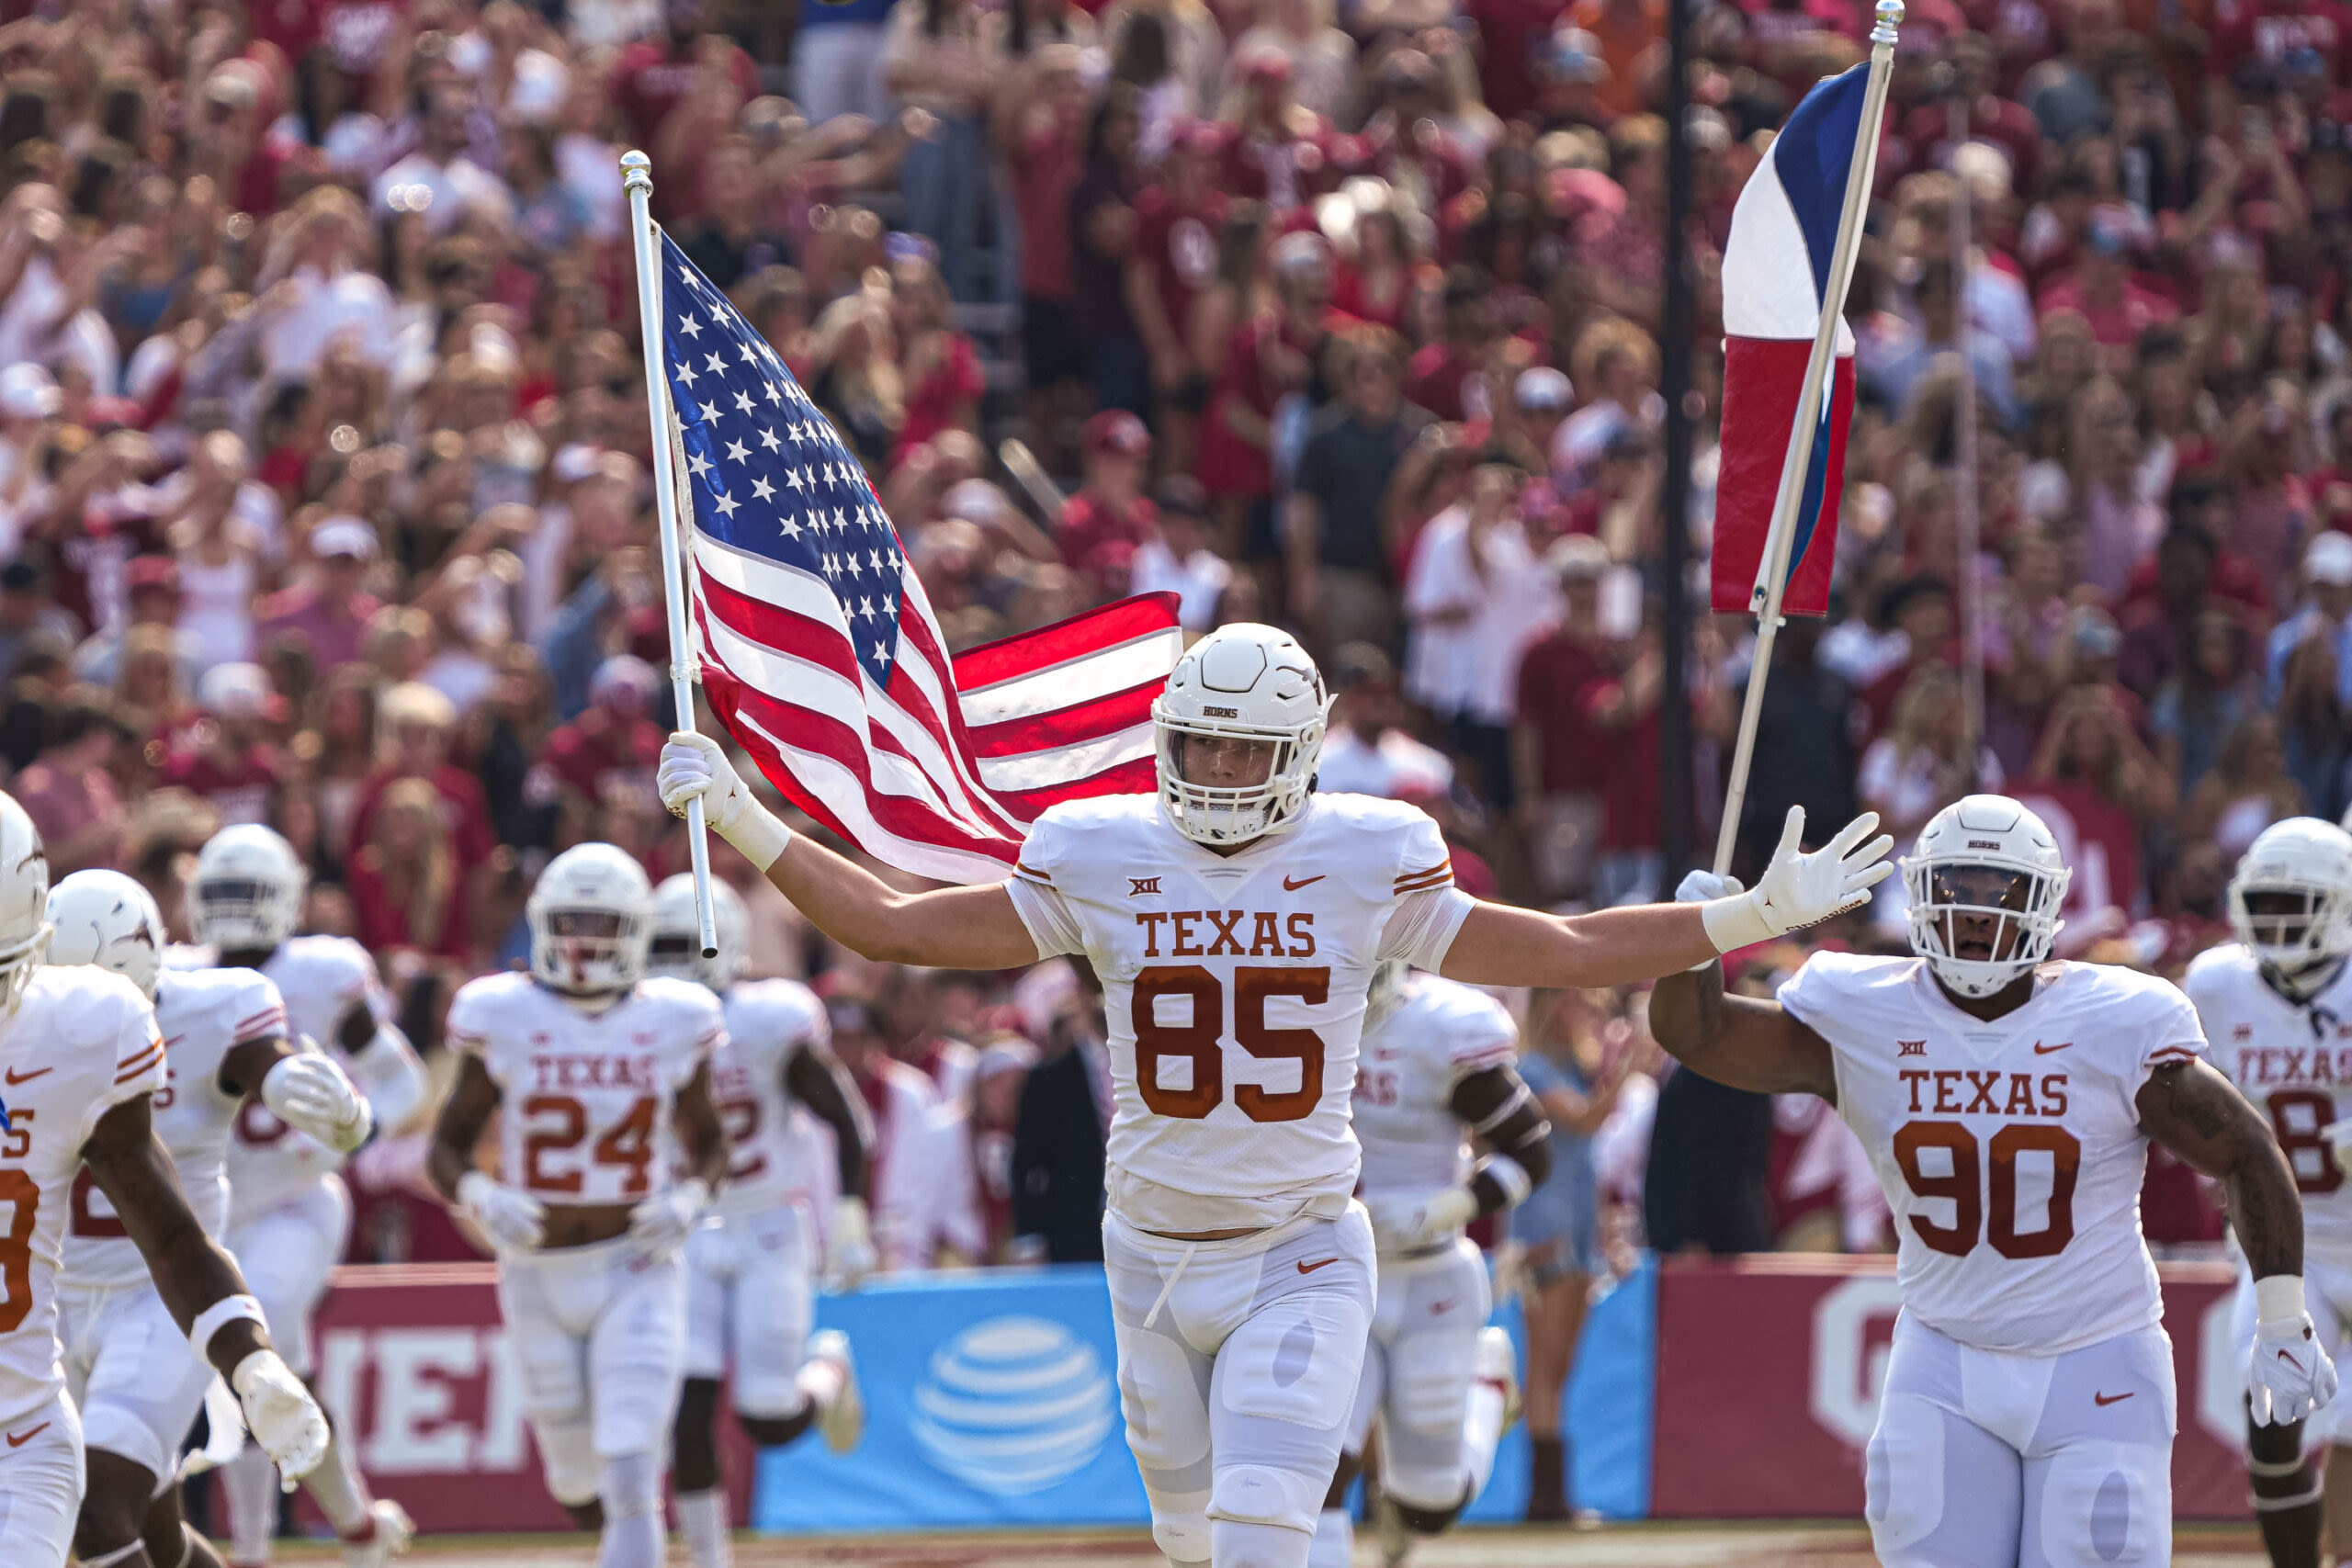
[2034,208,2179,352]
[890,253,984,464]
[1217,50,1338,213]
[2208,0,2351,85]
[345,681,497,872]
[159,663,286,827]
[1056,412,1159,597]
[1355,52,1482,212]
[1199,232,1345,558]
[11,692,127,876]
[345,775,472,965]
[1511,537,1622,901]
[1128,123,1231,410]
[1466,0,1578,122]
[608,0,760,218]
[1004,45,1095,448]
[1900,32,2043,196]
[2018,683,2177,932]
[1406,266,1501,423]
[1331,197,1414,333]
[254,516,383,681]
[527,655,667,851]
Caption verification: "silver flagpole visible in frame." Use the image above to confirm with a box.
[1948,88,1985,786]
[622,149,719,958]
[1712,0,1904,876]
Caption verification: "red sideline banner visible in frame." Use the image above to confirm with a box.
[1651,1255,2246,1518]
[292,1264,755,1536]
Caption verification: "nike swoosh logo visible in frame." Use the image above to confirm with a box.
[1283,874,1327,891]
[2093,1391,2132,1406]
[6,1422,48,1447]
[2032,1042,2073,1055]
[3,1067,50,1085]
[1296,1257,1340,1274]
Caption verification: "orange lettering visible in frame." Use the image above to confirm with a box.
[2041,1074,2068,1116]
[1286,913,1317,958]
[1205,909,1246,956]
[1249,912,1284,956]
[1134,911,1168,956]
[1171,912,1203,957]
[1931,1071,1962,1114]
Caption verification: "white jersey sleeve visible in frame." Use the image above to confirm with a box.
[1353,974,1517,1203]
[2189,944,2352,1261]
[0,969,165,1430]
[713,977,825,1217]
[66,967,282,1288]
[1781,953,2188,1355]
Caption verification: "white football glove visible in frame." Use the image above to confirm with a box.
[2251,1276,2340,1426]
[231,1349,328,1490]
[657,731,792,871]
[1363,1186,1479,1253]
[831,1194,879,1289]
[1700,807,1894,953]
[627,1178,711,1259]
[260,1052,372,1154]
[456,1169,546,1253]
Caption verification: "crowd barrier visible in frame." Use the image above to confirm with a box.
[301,1252,2246,1534]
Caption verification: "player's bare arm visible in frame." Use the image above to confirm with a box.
[429,1053,553,1255]
[786,1042,873,1200]
[1648,935,1838,1100]
[83,1092,330,1481]
[673,1059,729,1191]
[2137,1060,2302,1279]
[1449,1064,1554,1214]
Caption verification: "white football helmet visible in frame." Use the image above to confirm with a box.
[1151,623,1330,847]
[190,824,306,953]
[0,793,50,1015]
[46,870,166,998]
[527,843,653,998]
[648,874,749,991]
[2228,818,2352,1000]
[1902,795,2072,999]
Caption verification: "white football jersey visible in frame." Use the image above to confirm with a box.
[1009,793,1476,1233]
[0,967,165,1430]
[2188,946,2352,1262]
[1779,953,2206,1355]
[711,978,825,1219]
[223,936,392,1224]
[447,972,723,1207]
[1352,973,1517,1203]
[63,966,284,1290]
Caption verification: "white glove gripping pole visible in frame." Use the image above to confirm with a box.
[1712,0,1904,878]
[623,148,719,960]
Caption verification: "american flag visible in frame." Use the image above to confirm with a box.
[650,234,1182,884]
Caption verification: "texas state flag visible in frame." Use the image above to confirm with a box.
[1712,64,1869,617]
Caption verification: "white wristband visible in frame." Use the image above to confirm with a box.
[719,801,793,874]
[1476,1154,1534,1208]
[189,1293,267,1359]
[1700,893,1774,954]
[2256,1274,2308,1325]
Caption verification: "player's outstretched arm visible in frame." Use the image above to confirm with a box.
[788,1043,882,1284]
[1645,871,1838,1099]
[428,1054,546,1254]
[658,731,1041,970]
[83,1094,330,1483]
[2140,1060,2337,1424]
[1441,807,1894,993]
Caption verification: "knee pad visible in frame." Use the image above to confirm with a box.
[1210,1515,1313,1568]
[80,1404,170,1493]
[534,1414,602,1508]
[600,1451,662,1521]
[2033,1442,2168,1566]
[1211,1461,1324,1535]
[730,1369,812,1425]
[1863,1394,1947,1557]
[1389,1492,1467,1536]
[1148,1496,1212,1563]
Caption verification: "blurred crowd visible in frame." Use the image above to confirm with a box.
[2,0,2351,1501]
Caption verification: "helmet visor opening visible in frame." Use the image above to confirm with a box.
[1167,729,1282,790]
[546,909,629,941]
[198,878,269,907]
[1921,865,2048,964]
[2241,886,2320,952]
[648,931,697,960]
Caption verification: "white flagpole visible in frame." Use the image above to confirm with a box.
[1948,89,1985,786]
[623,149,719,959]
[1711,0,1904,876]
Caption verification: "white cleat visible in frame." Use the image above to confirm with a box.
[1477,1325,1522,1433]
[1374,1483,1412,1568]
[341,1498,415,1566]
[810,1329,865,1454]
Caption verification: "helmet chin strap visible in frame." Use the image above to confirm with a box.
[2264,954,2347,1012]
